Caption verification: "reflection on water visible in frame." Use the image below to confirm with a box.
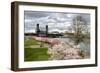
[79,39,90,55]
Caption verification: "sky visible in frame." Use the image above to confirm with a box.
[24,11,90,33]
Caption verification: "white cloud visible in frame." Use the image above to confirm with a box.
[25,19,33,23]
[45,19,56,23]
[66,14,73,18]
[24,11,90,33]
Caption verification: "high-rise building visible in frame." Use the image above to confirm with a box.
[36,24,40,35]
[46,25,48,36]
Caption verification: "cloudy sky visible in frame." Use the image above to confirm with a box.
[24,11,90,33]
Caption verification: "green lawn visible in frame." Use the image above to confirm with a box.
[24,37,40,46]
[24,48,50,61]
[24,37,50,61]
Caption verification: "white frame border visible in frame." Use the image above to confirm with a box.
[18,5,96,68]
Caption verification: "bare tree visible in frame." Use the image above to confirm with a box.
[72,15,89,45]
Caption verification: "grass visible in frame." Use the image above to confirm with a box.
[24,48,50,61]
[24,37,51,61]
[24,37,40,46]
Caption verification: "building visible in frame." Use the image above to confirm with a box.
[25,24,63,38]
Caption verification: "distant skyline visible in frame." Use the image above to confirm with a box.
[24,11,90,33]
